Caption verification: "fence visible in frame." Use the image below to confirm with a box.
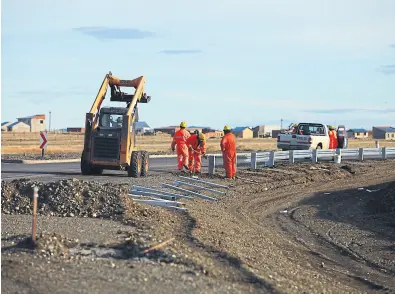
[207,147,395,175]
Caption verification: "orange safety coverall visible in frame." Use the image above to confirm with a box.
[328,130,338,149]
[220,132,237,178]
[171,129,191,169]
[186,134,206,172]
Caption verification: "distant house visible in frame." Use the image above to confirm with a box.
[134,121,152,134]
[233,127,253,139]
[1,122,12,132]
[67,127,85,133]
[347,128,368,139]
[372,126,395,140]
[154,126,203,136]
[16,114,46,132]
[7,121,30,132]
[253,125,281,138]
[204,130,224,139]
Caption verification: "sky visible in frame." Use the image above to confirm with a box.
[1,0,395,130]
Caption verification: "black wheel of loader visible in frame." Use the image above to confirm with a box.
[81,151,93,175]
[128,151,142,178]
[91,166,103,175]
[140,151,149,177]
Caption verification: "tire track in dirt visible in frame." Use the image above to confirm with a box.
[223,162,395,293]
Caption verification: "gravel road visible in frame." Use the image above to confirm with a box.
[2,160,395,293]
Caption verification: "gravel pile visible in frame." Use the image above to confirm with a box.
[1,178,156,221]
[36,232,75,258]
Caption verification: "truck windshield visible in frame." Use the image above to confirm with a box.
[100,113,123,128]
[298,124,326,135]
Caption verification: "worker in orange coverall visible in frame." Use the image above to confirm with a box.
[328,125,338,149]
[220,125,237,179]
[187,132,207,174]
[171,121,191,171]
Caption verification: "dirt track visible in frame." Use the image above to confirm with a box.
[2,160,395,293]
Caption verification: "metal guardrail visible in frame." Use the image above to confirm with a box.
[208,147,395,174]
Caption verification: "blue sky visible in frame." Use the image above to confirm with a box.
[1,0,394,130]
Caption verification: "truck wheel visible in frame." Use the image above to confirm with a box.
[128,151,141,178]
[81,151,93,175]
[140,151,149,177]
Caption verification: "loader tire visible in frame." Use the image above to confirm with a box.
[81,151,93,175]
[140,151,149,177]
[128,151,141,178]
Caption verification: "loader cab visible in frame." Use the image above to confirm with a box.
[98,107,127,129]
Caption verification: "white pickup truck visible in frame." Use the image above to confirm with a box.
[276,123,347,151]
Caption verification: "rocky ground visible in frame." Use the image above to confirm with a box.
[2,160,395,293]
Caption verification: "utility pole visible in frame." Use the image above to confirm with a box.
[49,111,52,132]
[280,118,283,130]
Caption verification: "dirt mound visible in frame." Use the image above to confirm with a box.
[36,232,75,258]
[367,181,395,214]
[1,178,157,221]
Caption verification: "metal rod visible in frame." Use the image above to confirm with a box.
[130,190,175,201]
[178,176,229,189]
[173,180,225,195]
[31,186,38,243]
[129,194,184,206]
[142,238,175,254]
[133,199,188,211]
[162,183,217,201]
[132,185,194,200]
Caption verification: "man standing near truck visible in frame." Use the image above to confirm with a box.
[220,125,237,179]
[171,121,191,171]
[328,125,338,149]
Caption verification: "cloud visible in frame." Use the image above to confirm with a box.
[379,64,395,75]
[72,27,155,40]
[303,108,395,114]
[159,50,202,55]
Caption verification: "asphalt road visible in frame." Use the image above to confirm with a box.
[1,157,208,183]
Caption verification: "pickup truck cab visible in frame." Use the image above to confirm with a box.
[277,122,331,151]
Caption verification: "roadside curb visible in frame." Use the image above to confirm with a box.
[1,159,81,164]
[1,153,252,164]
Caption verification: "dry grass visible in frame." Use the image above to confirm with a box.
[2,133,395,155]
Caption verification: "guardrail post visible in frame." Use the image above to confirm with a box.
[289,150,294,164]
[250,152,257,169]
[267,151,275,167]
[311,149,318,163]
[358,148,364,161]
[381,147,387,160]
[208,155,216,175]
[334,148,342,164]
[375,141,379,148]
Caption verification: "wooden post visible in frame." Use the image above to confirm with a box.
[208,155,216,175]
[289,150,294,164]
[358,148,364,161]
[251,152,257,169]
[381,147,387,160]
[375,140,379,148]
[311,149,318,164]
[31,186,38,243]
[267,151,275,167]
